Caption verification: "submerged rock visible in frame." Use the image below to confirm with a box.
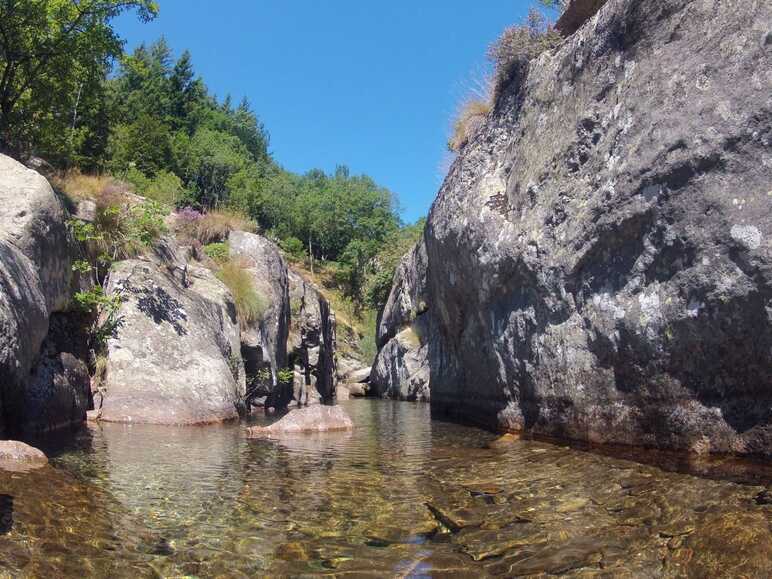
[374,0,772,455]
[100,256,245,425]
[246,405,354,436]
[0,441,48,471]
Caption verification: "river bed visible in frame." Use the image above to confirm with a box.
[1,400,771,577]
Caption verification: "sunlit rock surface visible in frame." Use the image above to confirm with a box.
[246,404,354,436]
[0,154,77,435]
[100,257,244,424]
[374,0,772,456]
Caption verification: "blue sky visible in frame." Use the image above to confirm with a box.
[115,1,546,223]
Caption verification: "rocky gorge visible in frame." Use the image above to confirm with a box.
[372,0,772,457]
[0,153,345,435]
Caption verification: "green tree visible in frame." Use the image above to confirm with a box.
[0,0,158,158]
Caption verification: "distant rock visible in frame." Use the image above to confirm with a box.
[288,270,337,404]
[246,405,354,436]
[371,327,429,401]
[344,366,372,384]
[370,242,431,401]
[100,254,245,425]
[0,441,48,471]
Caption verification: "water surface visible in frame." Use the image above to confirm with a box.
[1,400,771,577]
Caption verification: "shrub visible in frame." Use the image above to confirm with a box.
[280,236,307,262]
[448,99,492,152]
[175,208,256,244]
[217,259,268,325]
[277,367,294,385]
[203,242,229,264]
[487,8,562,101]
[124,167,185,206]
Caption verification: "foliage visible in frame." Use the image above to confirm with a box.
[277,367,294,385]
[216,259,267,325]
[123,167,185,205]
[72,284,124,347]
[280,237,307,262]
[487,8,562,100]
[539,0,569,13]
[0,0,158,160]
[203,242,229,264]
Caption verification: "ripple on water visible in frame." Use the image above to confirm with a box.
[0,399,771,577]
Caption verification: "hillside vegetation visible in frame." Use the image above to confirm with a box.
[0,0,421,343]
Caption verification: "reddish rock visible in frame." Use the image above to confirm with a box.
[0,441,48,471]
[247,405,353,437]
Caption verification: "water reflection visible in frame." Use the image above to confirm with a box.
[0,400,770,577]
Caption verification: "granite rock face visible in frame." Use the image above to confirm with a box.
[0,154,73,435]
[100,254,245,425]
[375,0,772,455]
[229,231,291,409]
[288,270,337,405]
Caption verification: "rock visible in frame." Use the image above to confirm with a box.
[344,366,372,384]
[375,0,772,456]
[0,154,72,435]
[100,257,245,425]
[336,385,350,400]
[0,441,48,471]
[74,199,97,222]
[371,327,430,401]
[336,354,364,380]
[556,0,608,37]
[26,352,90,433]
[229,231,291,408]
[288,270,337,404]
[370,242,431,401]
[246,405,354,436]
[344,382,369,397]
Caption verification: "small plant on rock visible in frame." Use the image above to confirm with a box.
[203,242,230,264]
[487,8,562,101]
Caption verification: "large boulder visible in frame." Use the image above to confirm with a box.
[0,154,72,435]
[100,254,245,425]
[229,231,291,408]
[376,0,772,456]
[288,270,337,405]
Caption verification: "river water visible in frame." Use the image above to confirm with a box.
[1,400,771,577]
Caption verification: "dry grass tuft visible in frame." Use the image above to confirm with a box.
[448,98,492,152]
[176,208,257,244]
[53,170,134,203]
[217,259,268,325]
[487,9,562,102]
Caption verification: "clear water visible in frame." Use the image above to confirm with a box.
[1,400,771,577]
